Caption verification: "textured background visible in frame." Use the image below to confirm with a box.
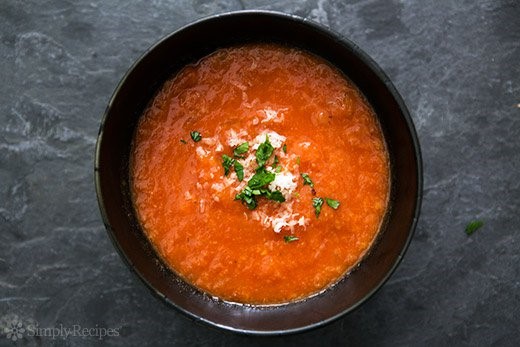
[1,0,519,346]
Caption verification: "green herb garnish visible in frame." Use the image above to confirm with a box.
[232,135,288,211]
[256,135,274,167]
[247,167,275,189]
[284,235,299,243]
[265,190,285,202]
[180,139,187,144]
[465,220,484,235]
[283,144,287,153]
[234,161,244,181]
[312,197,324,218]
[234,142,249,158]
[326,198,340,209]
[296,156,300,165]
[235,186,257,210]
[222,155,235,176]
[235,186,285,209]
[190,131,202,142]
[301,173,314,188]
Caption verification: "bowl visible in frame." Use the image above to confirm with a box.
[95,10,422,335]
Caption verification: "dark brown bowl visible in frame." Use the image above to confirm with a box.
[95,10,422,335]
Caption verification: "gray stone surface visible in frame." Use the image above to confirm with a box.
[1,0,519,345]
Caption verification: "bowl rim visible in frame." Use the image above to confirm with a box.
[94,9,423,335]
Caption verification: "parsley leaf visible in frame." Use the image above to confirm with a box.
[190,131,202,142]
[284,235,299,243]
[234,142,249,158]
[235,186,257,210]
[265,190,286,202]
[301,173,314,188]
[465,220,484,235]
[312,197,324,218]
[232,135,289,210]
[235,185,285,210]
[234,161,244,181]
[256,135,274,167]
[180,139,187,144]
[222,155,235,176]
[326,198,340,209]
[283,144,287,153]
[248,167,275,189]
[296,156,300,165]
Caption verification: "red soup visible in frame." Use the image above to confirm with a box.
[131,44,390,304]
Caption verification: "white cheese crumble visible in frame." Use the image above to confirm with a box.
[226,129,248,147]
[260,107,286,123]
[268,172,297,200]
[251,204,308,233]
[211,183,225,192]
[251,131,286,150]
[196,146,209,157]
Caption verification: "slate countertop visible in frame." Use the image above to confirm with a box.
[1,0,519,346]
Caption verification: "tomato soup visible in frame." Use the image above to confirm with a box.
[131,44,389,304]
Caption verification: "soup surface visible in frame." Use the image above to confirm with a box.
[131,44,389,304]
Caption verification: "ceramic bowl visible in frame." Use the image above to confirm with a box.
[95,10,422,335]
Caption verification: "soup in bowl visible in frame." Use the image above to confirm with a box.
[95,11,421,334]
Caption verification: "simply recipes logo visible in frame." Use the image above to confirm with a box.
[0,314,120,342]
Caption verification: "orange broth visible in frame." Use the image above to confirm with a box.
[131,44,390,304]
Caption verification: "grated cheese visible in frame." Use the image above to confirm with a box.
[226,129,248,147]
[196,146,209,157]
[259,107,287,123]
[211,183,225,192]
[251,202,309,233]
[251,131,286,150]
[268,172,297,200]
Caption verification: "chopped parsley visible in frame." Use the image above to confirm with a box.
[465,220,484,235]
[235,151,286,209]
[235,186,257,210]
[247,167,275,189]
[180,139,187,144]
[190,131,202,142]
[301,173,314,188]
[265,189,285,202]
[283,144,287,153]
[234,161,244,181]
[311,197,340,218]
[326,198,340,209]
[273,155,279,166]
[312,197,324,217]
[256,135,274,167]
[296,156,300,165]
[222,155,235,176]
[235,186,285,209]
[234,142,249,158]
[284,235,299,243]
[222,154,245,181]
[274,166,282,173]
